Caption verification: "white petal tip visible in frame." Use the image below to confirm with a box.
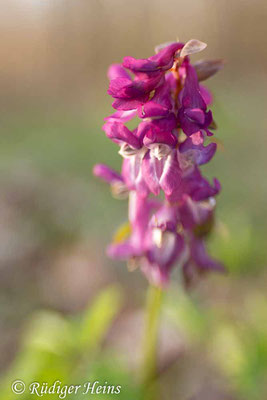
[180,39,207,58]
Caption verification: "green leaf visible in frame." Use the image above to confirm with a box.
[78,286,122,352]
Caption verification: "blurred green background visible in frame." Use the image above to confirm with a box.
[0,0,267,399]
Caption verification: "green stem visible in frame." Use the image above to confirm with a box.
[141,285,163,396]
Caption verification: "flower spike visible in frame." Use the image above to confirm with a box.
[94,38,224,287]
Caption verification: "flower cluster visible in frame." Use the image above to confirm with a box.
[94,39,224,287]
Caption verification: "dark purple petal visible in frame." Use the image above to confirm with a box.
[123,42,183,73]
[138,102,170,118]
[108,77,134,98]
[108,74,164,111]
[178,109,200,136]
[151,113,177,131]
[192,177,220,201]
[182,168,221,201]
[179,65,206,109]
[177,64,215,136]
[179,136,217,165]
[152,42,184,69]
[137,83,173,118]
[143,129,177,148]
[205,110,213,127]
[108,74,163,99]
[137,114,177,144]
[184,108,205,124]
[165,71,177,90]
[178,104,213,136]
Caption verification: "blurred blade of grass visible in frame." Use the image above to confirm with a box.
[0,286,123,399]
[76,354,143,400]
[76,285,122,352]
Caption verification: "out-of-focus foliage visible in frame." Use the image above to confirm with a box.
[164,287,267,399]
[0,287,143,400]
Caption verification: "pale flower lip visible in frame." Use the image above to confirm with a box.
[149,144,172,160]
[180,39,207,58]
[93,38,224,287]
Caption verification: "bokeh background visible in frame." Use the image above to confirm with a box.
[1,1,267,399]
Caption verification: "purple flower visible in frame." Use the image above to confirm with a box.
[178,65,213,136]
[107,192,155,259]
[176,166,220,202]
[93,163,123,185]
[93,163,129,199]
[138,113,177,142]
[107,65,163,111]
[142,231,184,286]
[109,194,185,286]
[103,121,141,149]
[122,155,149,197]
[137,83,174,118]
[182,236,225,288]
[178,194,215,234]
[141,203,184,286]
[142,149,182,197]
[179,131,217,167]
[94,39,224,287]
[123,42,183,74]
